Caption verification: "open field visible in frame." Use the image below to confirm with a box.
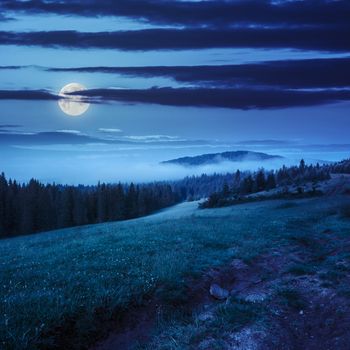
[1,194,350,349]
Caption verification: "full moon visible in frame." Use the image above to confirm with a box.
[58,83,90,116]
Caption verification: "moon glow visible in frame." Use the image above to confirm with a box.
[58,83,90,116]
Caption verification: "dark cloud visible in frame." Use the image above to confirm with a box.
[1,87,349,110]
[0,90,57,100]
[0,65,24,70]
[73,87,350,110]
[0,26,349,52]
[1,0,349,28]
[48,58,350,89]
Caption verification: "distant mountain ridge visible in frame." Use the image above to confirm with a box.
[162,150,283,166]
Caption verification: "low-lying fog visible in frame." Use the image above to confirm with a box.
[1,145,348,185]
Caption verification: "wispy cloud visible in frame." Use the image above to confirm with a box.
[0,131,104,146]
[0,124,33,135]
[0,129,210,148]
[236,140,297,147]
[0,124,22,129]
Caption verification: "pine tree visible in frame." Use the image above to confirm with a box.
[233,170,241,192]
[222,181,230,197]
[243,175,254,194]
[255,170,266,192]
[266,172,277,190]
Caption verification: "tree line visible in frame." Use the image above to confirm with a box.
[0,175,180,238]
[200,160,331,208]
[173,160,331,201]
[328,159,350,174]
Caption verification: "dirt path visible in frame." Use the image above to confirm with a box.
[92,233,350,350]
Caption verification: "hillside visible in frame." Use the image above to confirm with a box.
[1,186,350,349]
[162,150,283,166]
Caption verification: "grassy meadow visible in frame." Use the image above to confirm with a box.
[1,196,350,349]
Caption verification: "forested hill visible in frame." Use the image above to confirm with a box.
[162,150,283,166]
[173,159,332,201]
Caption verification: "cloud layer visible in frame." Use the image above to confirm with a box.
[2,86,349,110]
[0,27,349,52]
[2,0,349,28]
[48,58,350,89]
[63,87,350,109]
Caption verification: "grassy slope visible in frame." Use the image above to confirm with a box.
[1,196,350,349]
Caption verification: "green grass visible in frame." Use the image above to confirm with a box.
[275,202,299,210]
[0,196,350,349]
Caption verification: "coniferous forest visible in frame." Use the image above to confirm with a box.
[0,176,180,238]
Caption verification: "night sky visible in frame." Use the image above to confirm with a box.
[0,0,349,184]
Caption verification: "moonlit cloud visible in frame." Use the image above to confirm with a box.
[56,129,82,134]
[74,87,350,109]
[98,128,123,133]
[124,135,184,142]
[1,86,350,109]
